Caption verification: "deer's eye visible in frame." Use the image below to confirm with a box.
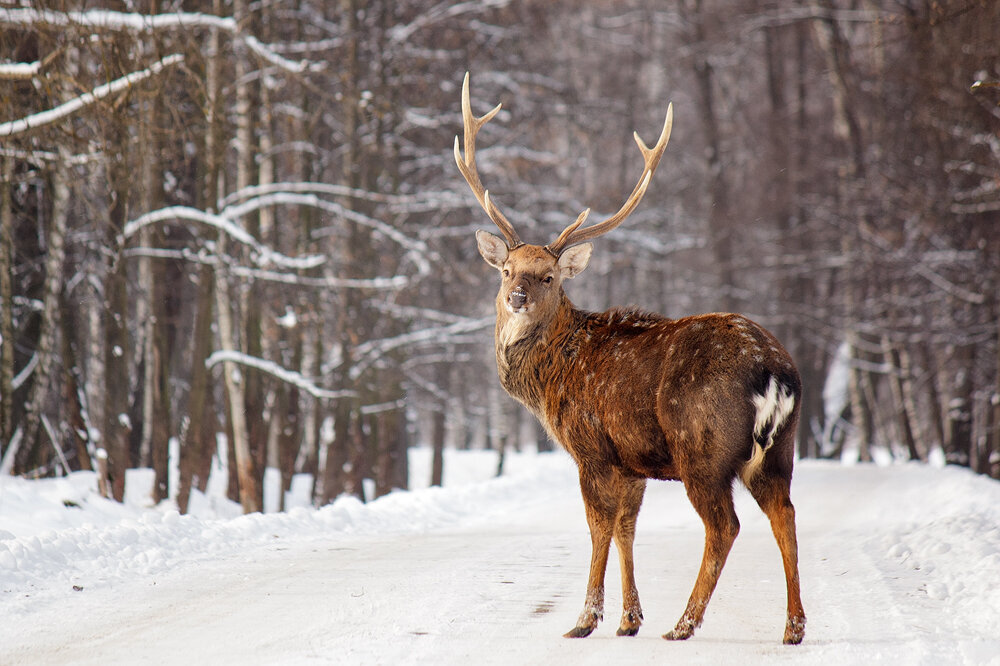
[502,269,510,278]
[543,276,553,284]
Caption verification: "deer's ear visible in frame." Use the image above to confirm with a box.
[558,243,592,279]
[476,230,508,270]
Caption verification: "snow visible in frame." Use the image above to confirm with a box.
[0,8,312,74]
[1,450,999,664]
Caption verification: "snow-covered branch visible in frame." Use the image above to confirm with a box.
[0,53,184,137]
[347,317,493,380]
[123,206,325,271]
[205,350,356,401]
[229,266,407,290]
[224,192,434,277]
[219,181,440,209]
[0,45,62,80]
[389,0,512,43]
[123,247,410,290]
[0,8,316,74]
[0,60,41,80]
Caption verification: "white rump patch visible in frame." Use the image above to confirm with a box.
[751,376,796,449]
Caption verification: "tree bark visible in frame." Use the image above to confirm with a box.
[214,236,260,513]
[945,345,974,466]
[882,336,919,461]
[683,0,735,312]
[177,266,217,514]
[16,147,70,475]
[177,0,224,514]
[104,151,132,501]
[846,333,873,461]
[0,156,14,455]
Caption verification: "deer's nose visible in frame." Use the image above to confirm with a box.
[508,287,527,310]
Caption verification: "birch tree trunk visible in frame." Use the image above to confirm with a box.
[137,82,172,502]
[210,0,261,513]
[214,234,259,513]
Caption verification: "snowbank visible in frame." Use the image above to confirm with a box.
[0,449,575,610]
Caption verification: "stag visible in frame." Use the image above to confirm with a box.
[454,73,805,644]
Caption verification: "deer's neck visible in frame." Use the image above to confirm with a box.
[494,293,584,412]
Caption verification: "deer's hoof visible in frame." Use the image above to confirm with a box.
[783,615,806,645]
[564,625,596,638]
[663,622,695,641]
[616,608,642,636]
[663,612,698,641]
[662,629,692,641]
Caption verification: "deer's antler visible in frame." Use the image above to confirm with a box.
[454,72,523,249]
[545,104,673,256]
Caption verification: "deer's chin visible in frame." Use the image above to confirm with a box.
[505,302,532,315]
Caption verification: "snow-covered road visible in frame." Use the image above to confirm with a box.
[2,454,999,665]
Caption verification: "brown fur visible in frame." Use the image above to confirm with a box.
[479,238,806,644]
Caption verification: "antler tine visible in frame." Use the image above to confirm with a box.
[547,103,673,255]
[454,72,523,248]
[544,208,590,257]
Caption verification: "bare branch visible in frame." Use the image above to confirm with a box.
[347,317,494,380]
[0,8,315,74]
[0,53,184,137]
[123,206,325,270]
[205,350,356,401]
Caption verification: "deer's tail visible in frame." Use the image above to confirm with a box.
[741,374,796,485]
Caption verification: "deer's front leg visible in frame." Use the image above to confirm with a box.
[614,477,646,636]
[564,471,616,638]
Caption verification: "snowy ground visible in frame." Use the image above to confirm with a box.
[2,449,999,665]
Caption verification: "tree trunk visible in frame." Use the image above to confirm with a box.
[882,336,919,461]
[177,0,224,514]
[58,288,91,472]
[177,265,217,514]
[683,0,734,312]
[0,156,14,455]
[919,344,947,454]
[846,333,873,462]
[214,235,260,513]
[430,405,446,488]
[17,147,70,475]
[944,345,973,466]
[137,89,172,503]
[989,311,1000,477]
[104,165,132,501]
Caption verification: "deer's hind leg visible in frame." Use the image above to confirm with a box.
[746,469,805,644]
[664,482,740,641]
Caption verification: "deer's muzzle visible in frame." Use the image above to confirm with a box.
[508,287,528,311]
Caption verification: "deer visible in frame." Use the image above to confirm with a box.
[454,73,805,645]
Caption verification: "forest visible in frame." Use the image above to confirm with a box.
[1,0,998,513]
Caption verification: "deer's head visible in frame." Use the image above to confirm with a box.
[475,232,592,320]
[455,72,672,323]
